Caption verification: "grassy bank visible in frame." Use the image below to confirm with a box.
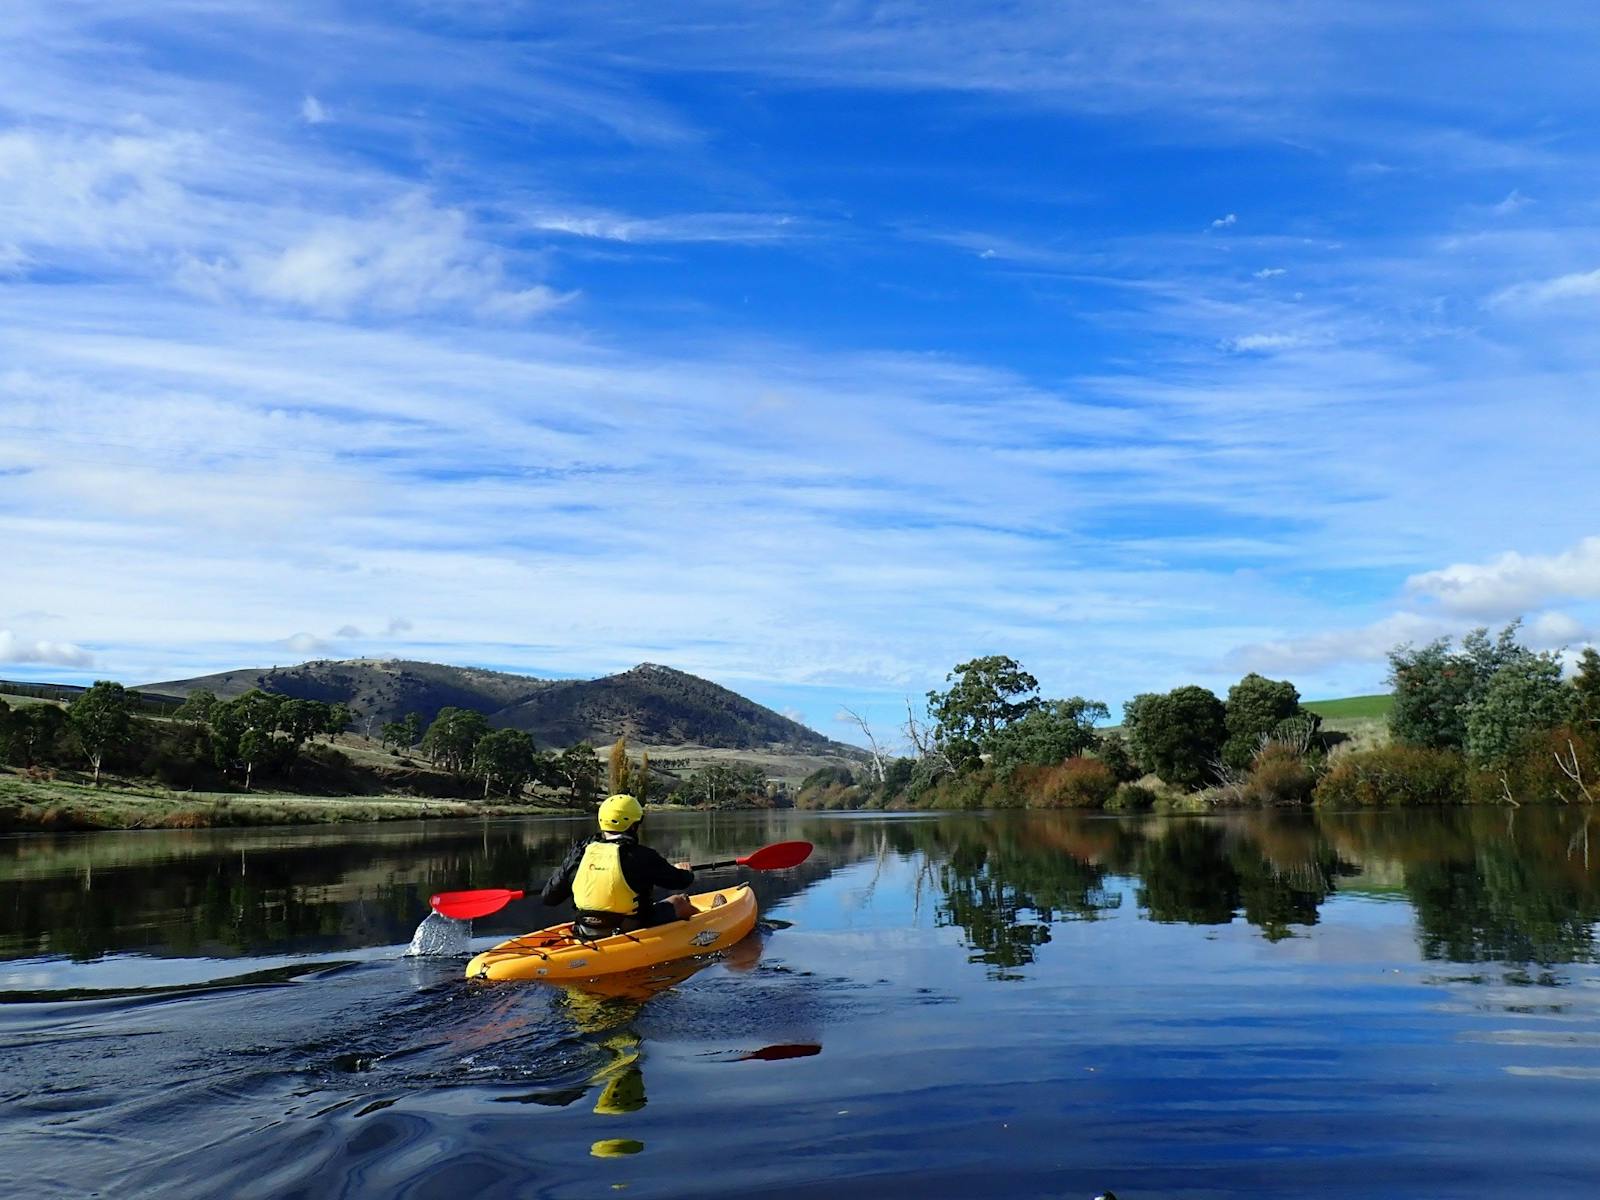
[0,775,565,832]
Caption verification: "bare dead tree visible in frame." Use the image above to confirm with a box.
[839,706,887,783]
[904,697,955,776]
[1555,738,1596,804]
[1208,755,1248,802]
[904,697,934,758]
[1497,771,1521,808]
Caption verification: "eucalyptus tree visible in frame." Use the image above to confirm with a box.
[68,681,134,786]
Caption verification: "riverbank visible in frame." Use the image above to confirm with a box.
[0,775,568,832]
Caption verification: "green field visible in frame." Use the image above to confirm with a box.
[1303,694,1393,720]
[0,692,66,709]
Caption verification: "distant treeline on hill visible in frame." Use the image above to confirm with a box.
[1,679,180,716]
[798,626,1600,812]
[0,684,790,812]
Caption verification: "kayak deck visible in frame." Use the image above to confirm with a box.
[465,884,757,982]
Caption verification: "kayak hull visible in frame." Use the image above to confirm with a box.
[465,884,757,982]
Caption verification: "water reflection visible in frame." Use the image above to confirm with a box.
[5,809,1600,1199]
[4,807,1599,984]
[531,931,773,1160]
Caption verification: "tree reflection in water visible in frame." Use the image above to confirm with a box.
[7,808,1599,986]
[924,808,1600,977]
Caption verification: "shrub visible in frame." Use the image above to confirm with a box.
[924,767,1012,810]
[795,781,864,810]
[987,697,1109,775]
[1241,743,1316,806]
[801,765,856,791]
[1093,732,1140,782]
[1017,757,1117,809]
[1123,686,1226,789]
[1223,673,1303,769]
[1105,782,1158,812]
[1313,745,1467,807]
[1462,654,1573,765]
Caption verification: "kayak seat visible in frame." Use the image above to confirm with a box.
[574,913,630,940]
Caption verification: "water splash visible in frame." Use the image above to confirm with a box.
[406,912,472,957]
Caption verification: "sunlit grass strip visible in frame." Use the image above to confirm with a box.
[0,776,560,831]
[1303,694,1394,719]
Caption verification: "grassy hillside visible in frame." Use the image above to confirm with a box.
[491,663,846,752]
[1304,694,1394,720]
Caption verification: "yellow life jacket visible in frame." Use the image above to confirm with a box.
[572,840,638,914]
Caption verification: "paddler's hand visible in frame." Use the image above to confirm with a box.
[674,861,691,871]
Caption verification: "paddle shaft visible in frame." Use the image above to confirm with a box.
[429,840,812,919]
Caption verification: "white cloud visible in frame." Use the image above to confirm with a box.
[1224,332,1304,353]
[1489,267,1600,310]
[1492,188,1531,216]
[277,632,334,655]
[528,209,803,245]
[1224,613,1447,675]
[1527,610,1587,647]
[300,95,330,125]
[1211,213,1237,229]
[192,195,570,320]
[1406,536,1600,618]
[332,617,412,639]
[1253,267,1286,278]
[0,630,94,668]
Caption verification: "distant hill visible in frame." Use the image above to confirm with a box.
[489,663,837,750]
[140,658,851,754]
[141,659,547,730]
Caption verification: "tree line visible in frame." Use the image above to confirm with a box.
[802,630,1600,811]
[2,681,788,811]
[1,683,356,790]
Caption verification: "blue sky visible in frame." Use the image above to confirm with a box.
[3,2,1599,746]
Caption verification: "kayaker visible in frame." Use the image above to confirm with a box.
[540,794,697,935]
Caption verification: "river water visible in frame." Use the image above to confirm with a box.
[3,808,1599,1198]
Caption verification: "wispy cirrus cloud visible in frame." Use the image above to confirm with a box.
[526,208,808,245]
[5,0,1600,732]
[1489,267,1600,310]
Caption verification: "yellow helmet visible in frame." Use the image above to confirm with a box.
[598,793,643,832]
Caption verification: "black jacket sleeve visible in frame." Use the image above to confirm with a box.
[626,844,694,892]
[540,838,592,906]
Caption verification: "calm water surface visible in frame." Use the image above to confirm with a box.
[3,808,1599,1198]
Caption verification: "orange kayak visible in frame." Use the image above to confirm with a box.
[465,885,757,982]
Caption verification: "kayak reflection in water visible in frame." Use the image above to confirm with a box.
[558,932,769,1147]
[541,794,700,936]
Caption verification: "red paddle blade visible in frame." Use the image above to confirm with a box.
[738,841,813,871]
[429,888,524,919]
